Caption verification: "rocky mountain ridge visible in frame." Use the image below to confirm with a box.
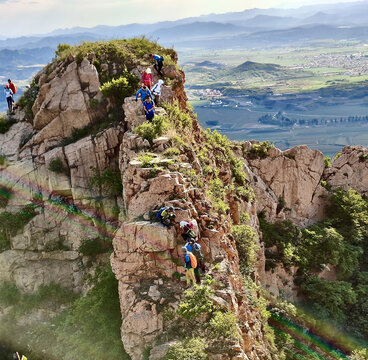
[0,39,367,360]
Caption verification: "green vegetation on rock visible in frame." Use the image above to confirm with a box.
[262,188,368,343]
[48,157,65,174]
[0,265,129,360]
[0,114,16,134]
[89,167,123,196]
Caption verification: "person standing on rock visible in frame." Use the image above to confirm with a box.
[150,54,164,77]
[142,68,153,89]
[8,79,17,97]
[192,242,205,284]
[182,246,196,287]
[135,84,153,103]
[4,85,13,112]
[151,79,164,106]
[143,96,155,122]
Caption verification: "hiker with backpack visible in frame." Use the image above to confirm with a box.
[143,96,155,121]
[8,79,17,97]
[156,206,176,227]
[181,246,197,287]
[180,221,197,243]
[150,54,164,77]
[192,242,205,284]
[4,85,13,112]
[142,68,153,89]
[135,84,153,103]
[151,79,164,106]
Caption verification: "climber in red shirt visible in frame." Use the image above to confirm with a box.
[141,68,153,89]
[7,79,17,95]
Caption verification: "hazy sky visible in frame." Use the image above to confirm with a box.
[1,0,363,37]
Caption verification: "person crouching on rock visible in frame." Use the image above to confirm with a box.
[150,53,164,77]
[182,246,196,287]
[180,221,197,243]
[156,206,176,227]
[135,84,153,103]
[143,96,155,122]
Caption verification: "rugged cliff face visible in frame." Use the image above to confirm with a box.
[0,39,366,360]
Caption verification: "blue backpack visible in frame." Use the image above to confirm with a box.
[156,207,165,220]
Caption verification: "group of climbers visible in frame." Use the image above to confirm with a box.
[156,206,205,287]
[4,79,17,112]
[135,53,165,122]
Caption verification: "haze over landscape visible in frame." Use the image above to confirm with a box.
[2,0,368,155]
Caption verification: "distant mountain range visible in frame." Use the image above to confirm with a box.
[0,0,368,86]
[1,1,368,52]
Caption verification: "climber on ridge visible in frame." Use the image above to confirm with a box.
[156,206,176,227]
[4,84,13,112]
[142,68,153,89]
[192,242,205,284]
[135,84,152,103]
[181,246,197,287]
[150,53,164,77]
[143,96,155,121]
[180,221,197,243]
[151,79,164,106]
[8,79,17,96]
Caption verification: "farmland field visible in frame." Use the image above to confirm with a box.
[182,42,368,156]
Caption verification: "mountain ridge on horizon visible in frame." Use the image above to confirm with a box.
[2,0,367,44]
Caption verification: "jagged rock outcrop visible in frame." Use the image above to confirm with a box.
[246,144,327,226]
[30,59,103,152]
[324,145,368,195]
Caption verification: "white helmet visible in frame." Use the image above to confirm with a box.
[180,221,187,228]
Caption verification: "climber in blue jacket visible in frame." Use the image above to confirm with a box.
[135,84,153,103]
[150,54,164,77]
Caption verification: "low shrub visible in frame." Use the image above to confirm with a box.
[163,102,193,131]
[207,178,229,214]
[246,141,273,159]
[0,204,37,242]
[17,80,39,120]
[60,117,114,146]
[78,237,112,257]
[138,153,156,168]
[165,337,208,360]
[89,167,123,196]
[163,147,180,157]
[0,154,6,166]
[0,114,16,134]
[0,185,12,208]
[177,285,215,321]
[134,115,168,144]
[209,311,240,340]
[0,282,20,306]
[324,155,332,167]
[99,73,138,107]
[48,158,65,174]
[231,224,259,274]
